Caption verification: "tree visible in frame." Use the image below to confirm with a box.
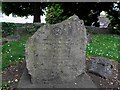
[45,2,114,26]
[2,2,47,23]
[106,2,120,34]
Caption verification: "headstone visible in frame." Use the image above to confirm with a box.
[98,11,110,28]
[88,57,117,79]
[17,15,97,88]
[26,15,87,84]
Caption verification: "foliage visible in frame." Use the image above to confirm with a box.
[0,82,10,89]
[108,17,120,34]
[2,22,16,37]
[106,2,120,34]
[45,4,68,24]
[86,35,120,62]
[2,2,47,22]
[45,2,114,26]
[2,2,120,27]
[46,2,120,33]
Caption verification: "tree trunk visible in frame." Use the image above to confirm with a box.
[33,2,41,23]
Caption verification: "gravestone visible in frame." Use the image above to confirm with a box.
[17,15,97,88]
[26,15,87,84]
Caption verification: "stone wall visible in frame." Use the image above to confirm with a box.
[2,23,111,38]
[2,23,45,37]
[85,26,111,34]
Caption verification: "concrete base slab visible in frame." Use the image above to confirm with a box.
[16,68,97,89]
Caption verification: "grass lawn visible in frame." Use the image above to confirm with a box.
[1,35,30,70]
[0,82,10,89]
[1,34,120,70]
[86,34,120,62]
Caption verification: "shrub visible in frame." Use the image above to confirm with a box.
[45,4,68,24]
[2,22,16,37]
[107,15,120,34]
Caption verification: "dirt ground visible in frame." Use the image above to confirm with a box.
[2,59,120,90]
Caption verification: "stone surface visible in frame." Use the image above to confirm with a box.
[25,15,87,84]
[17,68,97,89]
[88,57,118,79]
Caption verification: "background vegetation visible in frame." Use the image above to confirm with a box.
[2,2,120,34]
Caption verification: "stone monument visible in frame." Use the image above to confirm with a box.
[17,15,97,88]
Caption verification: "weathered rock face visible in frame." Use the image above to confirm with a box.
[88,57,118,79]
[25,15,87,84]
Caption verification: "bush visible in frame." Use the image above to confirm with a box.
[2,22,16,37]
[45,4,68,24]
[109,24,120,34]
[108,16,120,34]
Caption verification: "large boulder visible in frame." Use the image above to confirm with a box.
[17,15,97,89]
[26,15,87,84]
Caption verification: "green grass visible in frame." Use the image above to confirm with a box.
[1,34,120,70]
[0,82,10,88]
[86,34,120,62]
[1,35,30,70]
